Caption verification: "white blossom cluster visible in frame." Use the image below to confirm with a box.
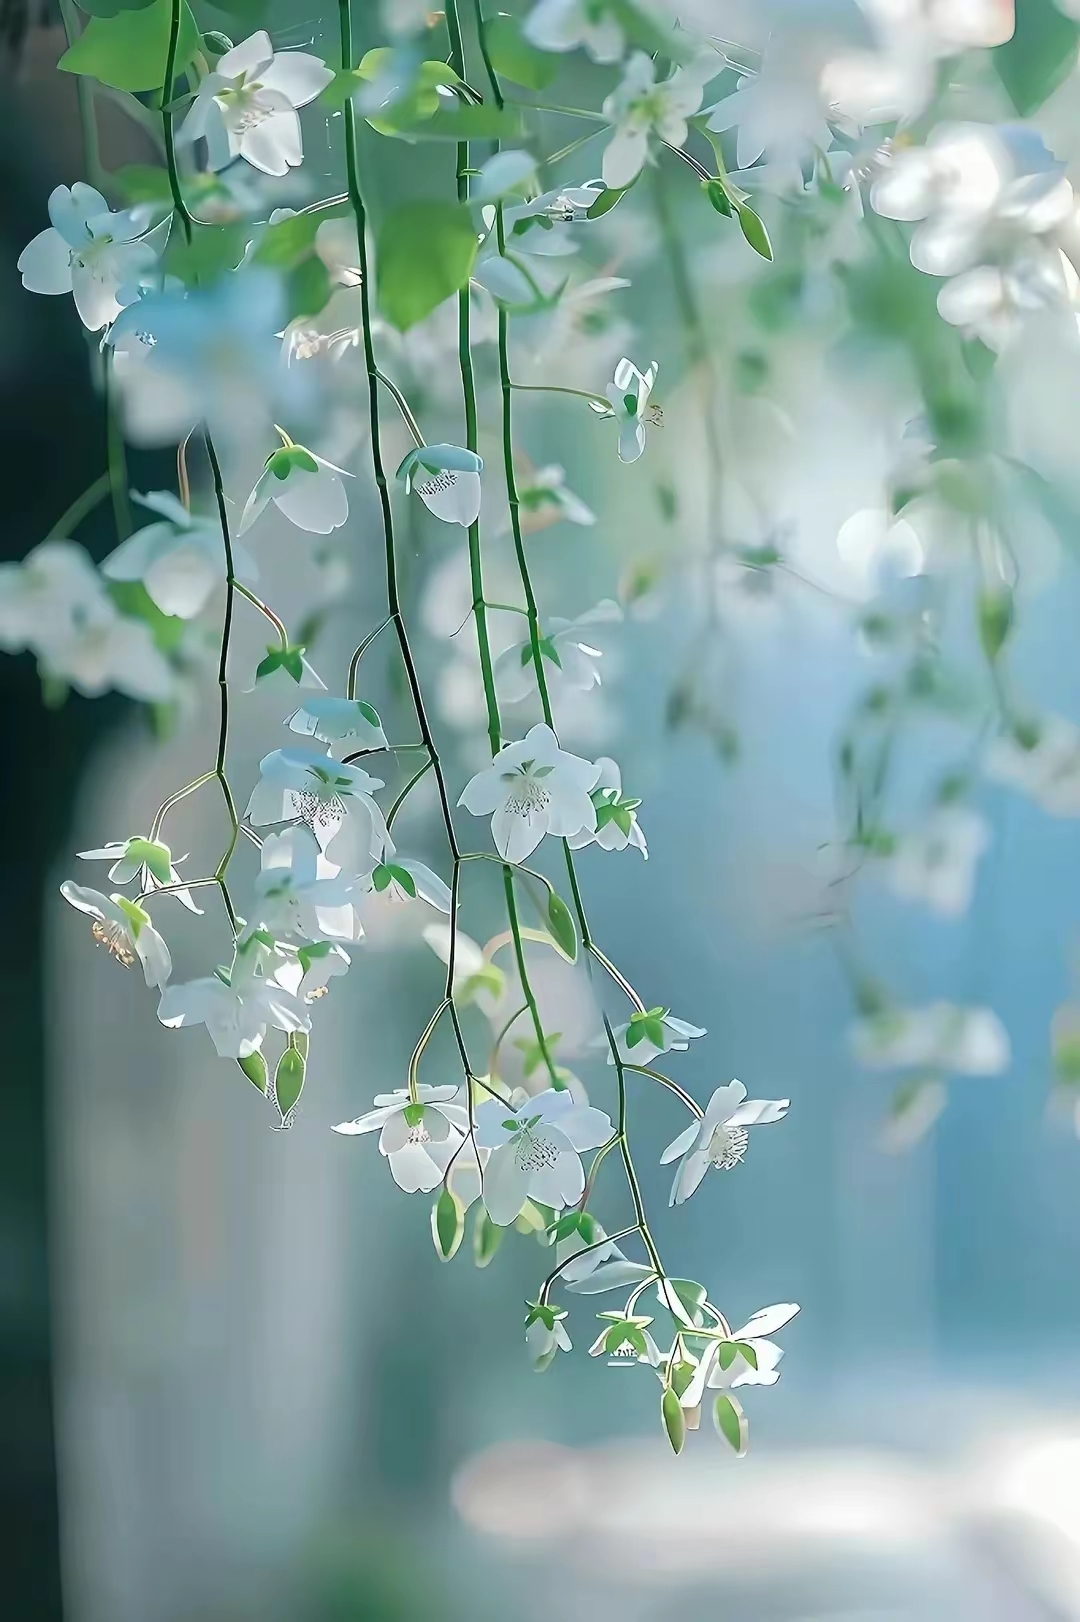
[13,0,1080,1452]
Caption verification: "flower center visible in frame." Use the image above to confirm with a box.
[416,470,459,497]
[91,917,135,967]
[513,1127,560,1173]
[406,1122,432,1145]
[706,1124,749,1171]
[503,776,551,821]
[293,787,347,830]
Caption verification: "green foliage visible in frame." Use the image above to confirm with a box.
[106,580,185,653]
[59,0,199,91]
[75,0,156,20]
[256,644,307,684]
[432,1187,465,1260]
[485,12,557,89]
[977,590,1014,662]
[546,890,578,963]
[995,0,1079,114]
[274,1045,306,1120]
[737,203,773,261]
[661,1387,686,1454]
[473,1206,502,1267]
[714,1393,747,1454]
[237,1052,268,1092]
[376,201,479,331]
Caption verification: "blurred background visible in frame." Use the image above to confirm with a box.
[7,1,1080,1619]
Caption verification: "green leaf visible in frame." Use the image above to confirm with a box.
[164,221,248,287]
[995,0,1078,114]
[376,201,479,331]
[546,891,578,963]
[586,183,634,220]
[485,12,556,89]
[473,1206,502,1268]
[254,206,345,269]
[977,590,1014,662]
[59,0,199,90]
[285,255,332,322]
[713,1393,748,1456]
[661,1387,686,1455]
[401,102,525,141]
[432,1186,464,1260]
[737,203,773,261]
[111,162,174,204]
[237,1052,268,1092]
[273,1046,305,1121]
[76,0,157,20]
[718,1340,738,1371]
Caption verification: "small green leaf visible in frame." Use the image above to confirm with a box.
[432,1186,464,1260]
[254,204,348,269]
[586,183,634,219]
[273,1046,305,1121]
[486,12,556,89]
[995,0,1078,114]
[546,891,577,963]
[127,836,172,885]
[237,1052,268,1092]
[737,203,773,261]
[661,1387,686,1455]
[59,0,199,91]
[713,1393,748,1456]
[977,589,1013,662]
[718,1340,738,1371]
[473,1206,502,1268]
[376,201,479,331]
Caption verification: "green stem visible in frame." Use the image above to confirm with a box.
[446,0,561,1091]
[338,0,476,1081]
[346,614,393,699]
[45,472,111,542]
[471,0,504,108]
[162,0,194,244]
[511,382,609,408]
[234,581,289,648]
[149,770,216,842]
[204,428,241,924]
[624,1062,704,1119]
[606,1016,665,1280]
[538,1224,639,1305]
[375,370,425,446]
[59,0,106,194]
[102,352,132,541]
[386,757,433,830]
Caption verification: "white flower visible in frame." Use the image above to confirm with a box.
[935,252,1074,349]
[364,858,452,913]
[516,463,596,533]
[601,52,714,190]
[102,490,244,619]
[61,882,171,990]
[679,1303,801,1412]
[18,183,163,331]
[0,541,104,653]
[525,1305,572,1370]
[987,715,1080,814]
[603,1008,705,1066]
[588,1309,664,1365]
[870,122,1073,278]
[590,357,659,463]
[239,440,351,536]
[558,1225,652,1294]
[474,1087,613,1226]
[567,756,647,857]
[422,924,504,1014]
[523,0,625,63]
[178,30,333,178]
[331,1083,469,1193]
[495,600,621,704]
[36,590,173,703]
[77,833,203,914]
[287,695,387,748]
[246,745,391,876]
[270,938,351,1002]
[660,1080,790,1206]
[881,805,990,917]
[253,827,360,940]
[397,444,483,527]
[458,722,600,862]
[851,1002,1010,1075]
[158,933,310,1058]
